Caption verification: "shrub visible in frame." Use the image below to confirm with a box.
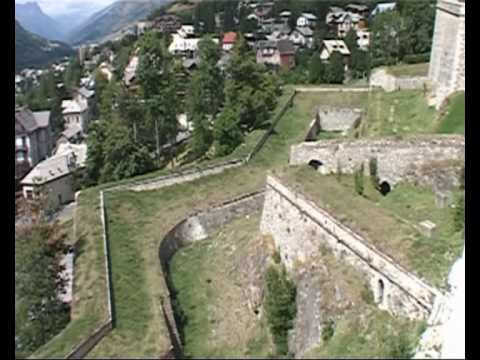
[321,320,335,342]
[354,164,365,196]
[369,158,380,190]
[453,193,465,232]
[264,265,297,355]
[272,250,281,264]
[360,283,374,305]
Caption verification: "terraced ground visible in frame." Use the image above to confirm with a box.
[34,87,464,358]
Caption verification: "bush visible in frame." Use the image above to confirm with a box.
[321,320,335,342]
[272,250,281,264]
[369,158,379,190]
[402,53,430,64]
[354,164,365,196]
[264,265,297,355]
[453,193,465,232]
[360,283,374,305]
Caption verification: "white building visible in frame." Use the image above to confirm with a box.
[21,143,87,209]
[296,13,317,28]
[289,26,314,48]
[320,40,351,71]
[356,29,370,50]
[178,25,195,38]
[124,54,139,87]
[371,2,396,17]
[61,87,94,136]
[168,33,219,57]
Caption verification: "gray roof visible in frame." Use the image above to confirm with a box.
[61,124,83,140]
[277,39,295,54]
[256,40,277,50]
[183,57,201,69]
[21,143,87,185]
[15,107,49,134]
[33,111,50,128]
[77,87,94,99]
[346,4,369,11]
[296,26,314,37]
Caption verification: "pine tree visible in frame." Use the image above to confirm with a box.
[324,52,345,84]
[188,36,224,158]
[308,54,325,84]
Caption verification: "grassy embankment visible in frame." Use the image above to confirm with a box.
[31,191,108,358]
[89,89,368,356]
[276,166,464,289]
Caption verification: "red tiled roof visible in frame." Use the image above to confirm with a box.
[223,32,237,44]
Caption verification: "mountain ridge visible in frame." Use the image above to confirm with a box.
[15,2,65,41]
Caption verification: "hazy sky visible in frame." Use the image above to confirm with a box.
[15,0,116,16]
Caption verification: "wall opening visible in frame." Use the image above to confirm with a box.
[308,159,323,170]
[379,181,391,196]
[378,279,385,304]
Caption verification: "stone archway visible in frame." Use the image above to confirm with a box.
[379,181,391,196]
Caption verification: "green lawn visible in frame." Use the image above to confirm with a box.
[386,63,429,78]
[169,213,273,357]
[276,166,464,289]
[31,191,109,359]
[437,92,465,134]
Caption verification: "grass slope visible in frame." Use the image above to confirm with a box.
[277,166,464,288]
[31,191,108,358]
[170,213,272,357]
[437,92,465,134]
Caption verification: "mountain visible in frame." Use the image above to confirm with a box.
[67,0,170,45]
[15,20,74,71]
[15,2,65,41]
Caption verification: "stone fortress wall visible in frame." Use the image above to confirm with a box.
[260,176,445,355]
[370,68,428,93]
[428,0,465,108]
[290,135,465,188]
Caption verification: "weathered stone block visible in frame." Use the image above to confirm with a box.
[419,220,437,238]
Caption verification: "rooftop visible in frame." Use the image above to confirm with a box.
[21,143,87,185]
[322,40,351,55]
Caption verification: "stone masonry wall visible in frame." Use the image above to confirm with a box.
[317,107,363,132]
[290,135,465,187]
[370,68,427,93]
[428,0,465,108]
[260,176,443,355]
[260,176,442,318]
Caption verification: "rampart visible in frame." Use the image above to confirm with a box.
[428,0,465,108]
[370,68,427,93]
[290,135,465,187]
[260,176,443,320]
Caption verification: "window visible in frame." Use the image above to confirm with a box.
[15,137,23,147]
[25,190,33,200]
[16,152,25,162]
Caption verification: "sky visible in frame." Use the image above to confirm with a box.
[15,0,116,16]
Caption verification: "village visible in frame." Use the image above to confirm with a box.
[15,1,396,216]
[15,0,465,358]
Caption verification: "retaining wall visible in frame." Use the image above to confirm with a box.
[370,68,427,93]
[290,135,465,187]
[260,176,442,321]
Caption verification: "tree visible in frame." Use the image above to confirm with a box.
[99,116,155,183]
[85,120,107,186]
[308,54,325,84]
[213,106,243,156]
[370,10,404,66]
[351,49,370,79]
[63,57,82,90]
[15,223,70,357]
[188,36,224,158]
[324,52,345,84]
[137,32,178,164]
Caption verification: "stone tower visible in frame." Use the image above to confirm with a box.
[428,0,465,109]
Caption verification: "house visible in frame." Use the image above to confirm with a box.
[222,32,238,51]
[99,62,114,82]
[346,4,370,18]
[152,14,182,33]
[136,21,153,35]
[296,13,317,28]
[124,54,139,87]
[15,107,53,182]
[263,22,290,38]
[319,40,351,70]
[327,9,366,38]
[56,123,83,147]
[61,87,94,136]
[178,25,195,38]
[289,26,314,48]
[256,39,295,69]
[168,33,219,58]
[356,29,370,50]
[371,2,396,17]
[21,143,87,209]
